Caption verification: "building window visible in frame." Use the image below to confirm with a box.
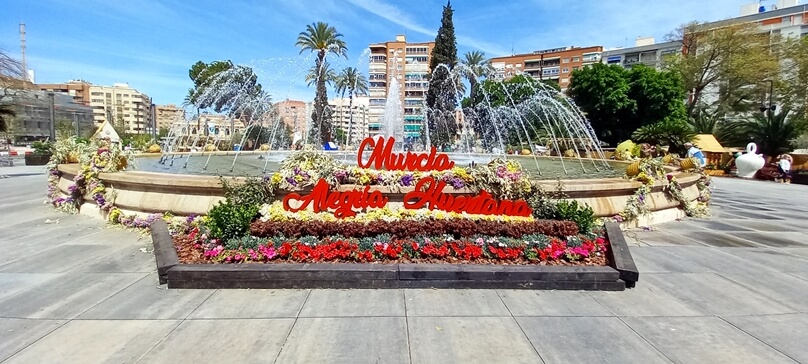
[562,58,570,63]
[106,93,111,97]
[91,92,103,96]
[572,57,580,62]
[562,68,570,73]
[561,78,569,83]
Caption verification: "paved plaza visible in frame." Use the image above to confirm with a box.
[1,168,807,363]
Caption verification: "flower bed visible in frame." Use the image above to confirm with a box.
[173,231,609,266]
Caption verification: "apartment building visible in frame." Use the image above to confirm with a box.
[368,35,435,139]
[716,1,808,38]
[154,104,185,132]
[87,83,153,134]
[274,99,310,139]
[489,46,603,90]
[173,113,245,140]
[36,80,92,105]
[601,38,682,70]
[328,96,370,144]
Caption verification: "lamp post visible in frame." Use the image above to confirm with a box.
[759,80,776,117]
[47,92,56,141]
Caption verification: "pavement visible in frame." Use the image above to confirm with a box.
[0,170,807,364]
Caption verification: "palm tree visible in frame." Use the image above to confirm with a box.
[722,108,808,158]
[461,51,491,102]
[305,62,337,88]
[296,22,348,145]
[334,67,369,146]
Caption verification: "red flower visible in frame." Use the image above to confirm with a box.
[278,242,293,258]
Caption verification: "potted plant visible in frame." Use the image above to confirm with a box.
[24,141,53,166]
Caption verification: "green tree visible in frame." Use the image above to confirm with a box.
[0,103,14,134]
[461,51,491,102]
[567,63,635,145]
[782,36,808,119]
[426,1,459,147]
[187,60,263,117]
[665,22,780,120]
[722,108,808,158]
[631,119,695,153]
[568,63,687,146]
[158,127,170,139]
[334,67,369,146]
[296,22,348,145]
[305,61,337,88]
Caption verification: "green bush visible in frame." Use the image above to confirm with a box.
[206,201,259,241]
[31,141,52,156]
[553,200,595,235]
[220,176,275,207]
[527,182,595,235]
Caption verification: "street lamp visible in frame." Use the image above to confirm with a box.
[759,80,776,115]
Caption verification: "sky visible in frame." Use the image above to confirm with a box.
[0,0,770,108]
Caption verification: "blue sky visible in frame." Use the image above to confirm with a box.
[0,0,763,107]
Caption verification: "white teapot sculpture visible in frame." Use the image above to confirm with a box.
[735,142,765,179]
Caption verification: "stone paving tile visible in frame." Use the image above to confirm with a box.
[0,272,146,319]
[497,290,613,317]
[783,248,808,260]
[79,275,214,320]
[723,313,808,363]
[685,219,753,231]
[404,289,511,317]
[590,274,707,317]
[726,232,808,248]
[0,244,120,273]
[0,273,58,299]
[75,243,156,273]
[716,270,808,312]
[299,289,405,317]
[408,317,540,364]
[623,230,705,247]
[623,316,796,364]
[139,319,294,364]
[681,230,763,247]
[0,318,66,362]
[646,246,780,274]
[188,289,309,319]
[721,209,786,220]
[275,317,409,364]
[641,273,795,316]
[718,220,802,232]
[517,317,671,363]
[717,248,808,273]
[3,320,180,364]
[629,247,709,272]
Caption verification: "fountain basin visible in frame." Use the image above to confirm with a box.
[56,162,700,227]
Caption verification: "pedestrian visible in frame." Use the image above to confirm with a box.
[777,154,793,184]
[684,142,706,168]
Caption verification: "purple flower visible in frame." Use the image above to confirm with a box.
[67,184,79,193]
[400,174,414,187]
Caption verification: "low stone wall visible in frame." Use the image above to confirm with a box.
[56,164,702,225]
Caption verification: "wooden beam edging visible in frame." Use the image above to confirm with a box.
[149,220,179,284]
[604,222,640,288]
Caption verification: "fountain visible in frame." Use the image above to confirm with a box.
[52,56,704,224]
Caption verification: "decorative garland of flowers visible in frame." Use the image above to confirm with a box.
[46,138,134,216]
[180,228,608,265]
[616,156,712,222]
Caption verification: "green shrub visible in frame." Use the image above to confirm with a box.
[206,201,259,241]
[223,235,264,250]
[31,141,52,156]
[553,200,595,235]
[220,176,274,207]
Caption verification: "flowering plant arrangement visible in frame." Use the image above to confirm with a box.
[178,230,609,265]
[47,138,135,215]
[469,158,533,200]
[273,150,345,190]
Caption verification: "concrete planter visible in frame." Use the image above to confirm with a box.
[24,153,51,166]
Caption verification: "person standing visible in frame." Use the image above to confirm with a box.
[684,142,706,168]
[778,154,793,184]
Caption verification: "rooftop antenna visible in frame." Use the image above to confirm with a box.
[20,22,27,80]
[511,42,514,56]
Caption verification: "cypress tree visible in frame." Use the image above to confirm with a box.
[426,1,459,148]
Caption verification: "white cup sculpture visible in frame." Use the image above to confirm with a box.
[735,142,765,179]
